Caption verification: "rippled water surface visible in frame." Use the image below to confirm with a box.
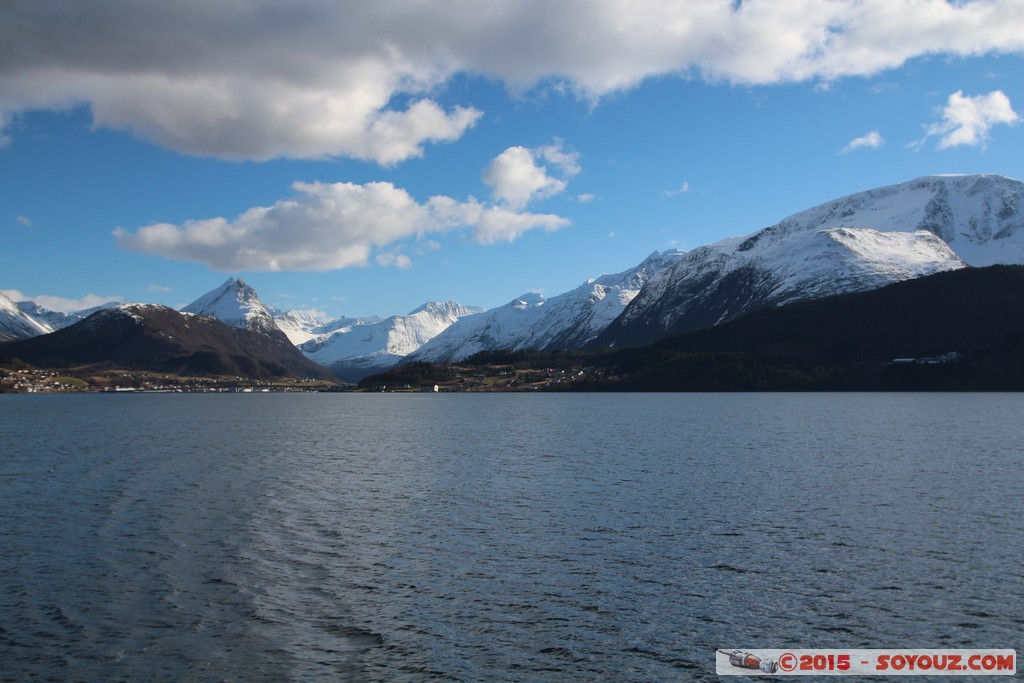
[1,393,1022,681]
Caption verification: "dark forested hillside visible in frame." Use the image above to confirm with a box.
[0,304,334,381]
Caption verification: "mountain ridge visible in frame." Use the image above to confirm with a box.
[0,290,51,342]
[0,303,333,381]
[605,263,1024,391]
[359,265,1024,392]
[182,277,282,337]
[597,174,1023,348]
[4,174,1023,372]
[300,300,483,380]
[408,249,685,363]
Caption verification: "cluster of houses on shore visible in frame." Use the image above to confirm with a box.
[0,368,329,394]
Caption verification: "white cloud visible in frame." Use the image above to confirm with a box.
[145,283,172,292]
[482,140,579,209]
[924,90,1020,149]
[114,180,569,271]
[841,129,885,153]
[482,147,564,209]
[536,138,581,177]
[83,74,481,164]
[376,252,412,270]
[3,1,1021,161]
[469,205,568,244]
[424,195,569,244]
[2,289,124,313]
[663,181,690,198]
[15,215,32,227]
[576,193,596,203]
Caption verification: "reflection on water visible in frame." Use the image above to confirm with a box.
[1,393,1021,680]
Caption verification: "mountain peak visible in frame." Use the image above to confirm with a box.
[0,290,52,341]
[182,278,281,336]
[1,301,332,380]
[300,298,482,381]
[599,173,1024,348]
[513,292,545,307]
[409,300,481,317]
[408,250,683,363]
[773,173,1024,266]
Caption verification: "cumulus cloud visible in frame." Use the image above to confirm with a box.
[376,252,412,270]
[482,140,580,209]
[841,129,885,153]
[0,3,482,163]
[2,1,1021,161]
[924,90,1020,149]
[464,203,569,244]
[114,180,569,271]
[536,139,582,177]
[2,289,124,313]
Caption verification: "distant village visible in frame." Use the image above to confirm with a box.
[0,361,610,394]
[358,361,611,393]
[0,367,336,394]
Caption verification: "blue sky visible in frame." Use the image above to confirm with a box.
[1,1,1022,318]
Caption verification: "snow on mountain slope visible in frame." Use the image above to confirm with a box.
[0,290,51,341]
[300,300,482,379]
[410,250,684,363]
[599,174,1022,348]
[16,300,119,332]
[2,302,333,380]
[406,293,548,364]
[526,249,686,350]
[763,174,1024,266]
[0,293,120,342]
[272,309,386,347]
[182,277,281,336]
[271,309,326,346]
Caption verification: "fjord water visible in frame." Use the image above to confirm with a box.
[1,393,1021,681]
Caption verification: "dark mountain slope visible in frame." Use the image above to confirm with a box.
[657,265,1024,360]
[604,265,1024,390]
[0,304,334,380]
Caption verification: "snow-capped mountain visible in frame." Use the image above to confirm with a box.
[775,174,1024,266]
[528,249,686,350]
[182,277,281,336]
[409,250,684,363]
[406,293,547,364]
[2,302,333,380]
[270,308,384,346]
[7,174,1021,363]
[271,308,328,346]
[157,276,477,378]
[0,290,51,341]
[17,300,119,331]
[0,292,119,342]
[599,174,1022,348]
[299,300,482,380]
